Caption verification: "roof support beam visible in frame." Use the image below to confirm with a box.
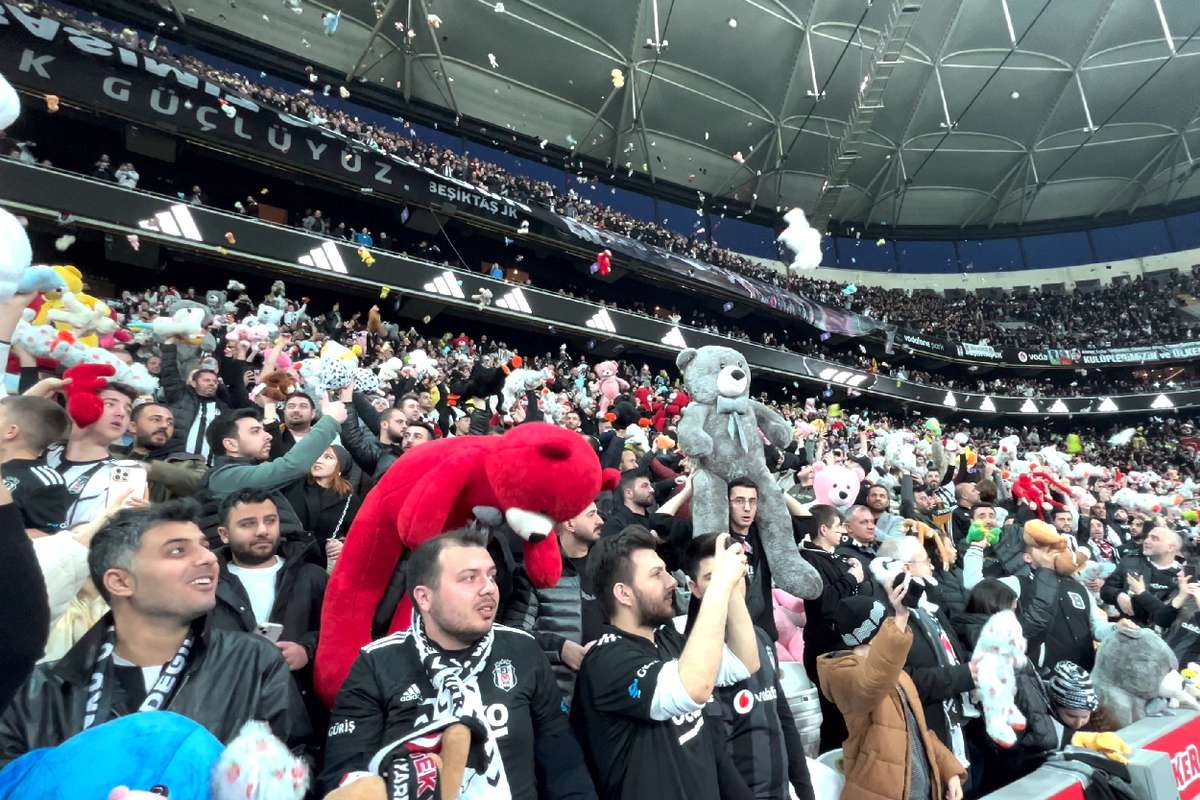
[574,84,623,160]
[958,152,1026,228]
[415,0,460,117]
[1098,135,1179,217]
[345,0,402,83]
[988,154,1033,227]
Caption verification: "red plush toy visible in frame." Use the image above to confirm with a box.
[314,423,611,706]
[62,363,115,428]
[1011,468,1071,520]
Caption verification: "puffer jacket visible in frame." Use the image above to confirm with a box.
[817,618,966,800]
[501,555,599,706]
[0,613,309,767]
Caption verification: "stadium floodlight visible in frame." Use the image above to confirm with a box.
[137,204,202,241]
[979,396,996,412]
[585,308,616,333]
[1151,394,1174,409]
[298,241,348,275]
[1048,399,1069,413]
[943,392,956,408]
[1097,398,1119,412]
[1020,399,1038,413]
[661,326,687,349]
[423,271,465,299]
[494,288,531,313]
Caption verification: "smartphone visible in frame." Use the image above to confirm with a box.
[256,622,284,643]
[109,461,148,501]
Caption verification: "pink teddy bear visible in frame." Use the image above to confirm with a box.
[591,359,628,418]
[972,609,1028,748]
[811,463,861,513]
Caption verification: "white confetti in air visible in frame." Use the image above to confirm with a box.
[338,86,350,98]
[494,2,505,10]
[777,208,823,272]
[427,14,442,28]
[732,151,744,163]
[488,53,499,69]
[728,17,737,28]
[539,139,548,149]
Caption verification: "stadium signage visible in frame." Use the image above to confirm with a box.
[0,6,897,341]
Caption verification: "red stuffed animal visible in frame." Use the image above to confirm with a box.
[63,363,116,428]
[314,423,611,706]
[1011,468,1071,520]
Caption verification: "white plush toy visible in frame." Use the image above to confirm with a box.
[971,610,1028,748]
[501,366,553,411]
[154,307,206,343]
[994,434,1020,466]
[1158,670,1200,712]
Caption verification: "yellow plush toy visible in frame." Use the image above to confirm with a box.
[1071,731,1132,764]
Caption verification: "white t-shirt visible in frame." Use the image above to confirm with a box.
[229,558,285,625]
[112,653,164,692]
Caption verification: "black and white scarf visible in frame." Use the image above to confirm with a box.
[409,612,510,799]
[82,625,194,730]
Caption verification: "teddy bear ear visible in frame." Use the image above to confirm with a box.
[675,348,698,370]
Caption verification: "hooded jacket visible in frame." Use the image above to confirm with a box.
[0,613,308,767]
[817,619,965,800]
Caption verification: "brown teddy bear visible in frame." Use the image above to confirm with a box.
[1022,518,1089,575]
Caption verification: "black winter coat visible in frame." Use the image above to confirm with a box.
[904,607,973,750]
[159,342,246,454]
[799,541,863,667]
[0,614,308,767]
[282,480,362,567]
[1099,553,1182,624]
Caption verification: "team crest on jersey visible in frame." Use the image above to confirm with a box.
[492,658,517,692]
[2,477,16,491]
[1067,591,1086,611]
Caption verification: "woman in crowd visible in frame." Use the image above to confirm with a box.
[283,445,361,571]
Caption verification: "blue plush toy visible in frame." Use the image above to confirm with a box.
[0,712,224,800]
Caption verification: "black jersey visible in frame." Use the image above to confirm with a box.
[319,624,571,798]
[571,624,725,800]
[2,458,71,532]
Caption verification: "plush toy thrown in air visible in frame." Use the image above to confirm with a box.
[1071,732,1133,765]
[811,463,860,513]
[675,346,821,599]
[1011,468,1072,520]
[63,363,115,428]
[0,712,226,800]
[966,521,1000,548]
[501,367,553,412]
[591,359,628,418]
[970,610,1028,748]
[1022,519,1088,576]
[153,307,206,344]
[315,423,612,706]
[1092,624,1178,729]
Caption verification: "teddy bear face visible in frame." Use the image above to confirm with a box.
[814,465,860,508]
[677,346,750,404]
[593,360,618,379]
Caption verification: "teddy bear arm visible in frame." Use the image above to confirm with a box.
[750,400,792,449]
[676,405,713,455]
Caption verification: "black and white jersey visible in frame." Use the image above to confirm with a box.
[571,624,732,800]
[319,625,570,798]
[2,458,71,532]
[42,448,117,529]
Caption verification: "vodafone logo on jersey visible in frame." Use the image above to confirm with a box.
[733,689,755,715]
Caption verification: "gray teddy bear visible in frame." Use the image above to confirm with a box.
[1092,624,1178,728]
[676,345,822,600]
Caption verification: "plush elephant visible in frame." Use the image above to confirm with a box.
[676,345,822,599]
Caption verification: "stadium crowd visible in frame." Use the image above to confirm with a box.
[11,1,1200,354]
[0,266,1199,800]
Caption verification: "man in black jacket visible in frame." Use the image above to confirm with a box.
[160,341,248,460]
[798,504,863,751]
[835,505,881,601]
[0,499,307,765]
[1100,525,1184,623]
[503,501,603,708]
[600,471,654,538]
[320,528,593,798]
[340,401,406,482]
[268,393,318,460]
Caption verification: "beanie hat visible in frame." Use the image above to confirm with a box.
[329,444,352,476]
[834,596,888,648]
[1046,661,1099,711]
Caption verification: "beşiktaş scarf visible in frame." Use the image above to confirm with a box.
[82,625,194,730]
[408,612,511,800]
[911,607,977,766]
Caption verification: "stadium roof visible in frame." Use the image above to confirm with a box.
[166,0,1200,231]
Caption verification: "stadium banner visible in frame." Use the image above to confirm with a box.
[0,4,890,341]
[895,330,1200,368]
[5,159,1200,417]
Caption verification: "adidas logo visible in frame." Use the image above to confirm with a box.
[661,326,687,349]
[586,308,616,333]
[424,270,464,299]
[1020,399,1038,413]
[399,684,422,702]
[1151,393,1174,409]
[136,204,202,241]
[298,241,348,275]
[495,288,531,313]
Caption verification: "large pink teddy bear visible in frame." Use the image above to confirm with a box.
[812,463,861,513]
[591,359,628,418]
[972,609,1028,748]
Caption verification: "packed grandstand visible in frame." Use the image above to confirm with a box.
[1,2,1200,800]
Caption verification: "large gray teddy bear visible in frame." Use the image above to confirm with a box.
[1091,624,1177,728]
[676,345,822,600]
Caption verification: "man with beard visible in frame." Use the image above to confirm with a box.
[899,473,938,529]
[320,528,593,799]
[161,344,230,460]
[1101,526,1184,624]
[269,394,318,459]
[865,483,902,541]
[341,404,407,483]
[504,501,604,707]
[209,489,327,736]
[205,403,344,538]
[110,403,207,502]
[0,499,306,764]
[601,472,654,537]
[571,526,759,800]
